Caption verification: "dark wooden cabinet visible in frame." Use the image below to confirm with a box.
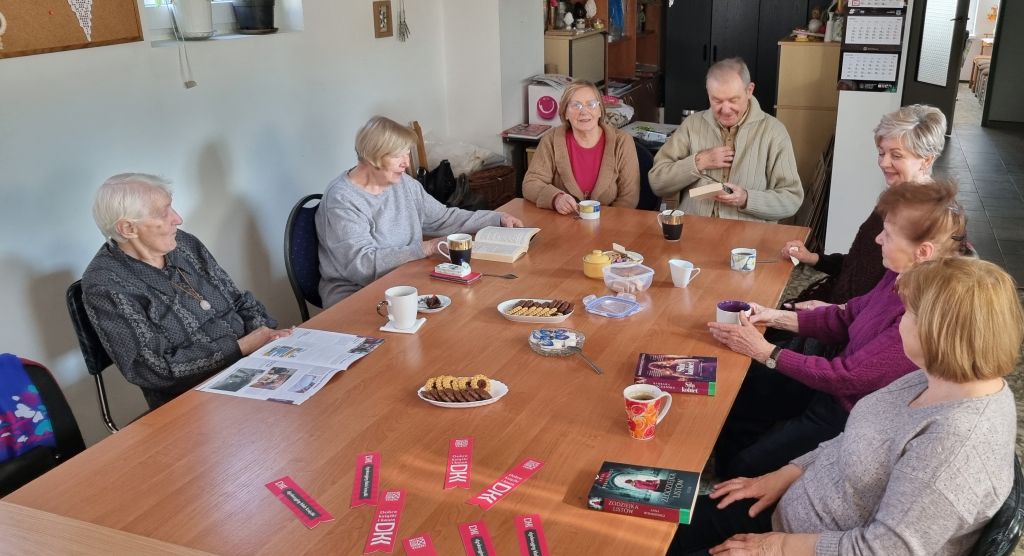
[619,76,660,122]
[664,0,808,124]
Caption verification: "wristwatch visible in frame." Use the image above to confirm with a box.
[765,346,783,369]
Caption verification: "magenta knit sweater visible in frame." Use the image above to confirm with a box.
[775,271,917,411]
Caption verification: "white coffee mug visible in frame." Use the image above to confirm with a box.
[578,200,601,220]
[730,248,757,272]
[376,286,419,329]
[716,300,752,324]
[668,259,701,287]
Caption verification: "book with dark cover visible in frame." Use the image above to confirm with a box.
[586,461,701,524]
[501,123,552,140]
[634,353,717,396]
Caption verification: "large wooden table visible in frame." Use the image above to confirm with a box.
[6,200,807,555]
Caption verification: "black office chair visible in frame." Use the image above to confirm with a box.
[0,357,86,496]
[65,280,119,433]
[634,138,661,211]
[969,455,1024,556]
[284,193,323,321]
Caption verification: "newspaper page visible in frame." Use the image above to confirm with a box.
[197,328,384,404]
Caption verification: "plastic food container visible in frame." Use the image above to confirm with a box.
[583,294,643,319]
[602,263,655,293]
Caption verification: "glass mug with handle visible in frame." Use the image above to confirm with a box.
[437,233,473,266]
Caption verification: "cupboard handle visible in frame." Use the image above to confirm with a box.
[713,45,718,61]
[702,45,707,61]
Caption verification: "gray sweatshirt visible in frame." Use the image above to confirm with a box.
[315,171,502,307]
[774,370,1017,555]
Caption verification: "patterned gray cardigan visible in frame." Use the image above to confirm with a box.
[82,230,276,409]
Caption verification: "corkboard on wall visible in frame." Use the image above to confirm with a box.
[0,0,143,60]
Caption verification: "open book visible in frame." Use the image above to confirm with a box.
[196,328,383,405]
[472,226,541,263]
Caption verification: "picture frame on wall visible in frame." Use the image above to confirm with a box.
[373,0,393,38]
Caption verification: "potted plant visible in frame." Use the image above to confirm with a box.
[231,0,277,34]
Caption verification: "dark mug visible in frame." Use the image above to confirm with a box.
[437,233,473,266]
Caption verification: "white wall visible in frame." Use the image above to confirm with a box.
[824,2,915,252]
[986,0,1024,123]
[0,0,540,446]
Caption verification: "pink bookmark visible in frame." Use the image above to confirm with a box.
[444,437,474,490]
[466,458,545,511]
[458,521,497,555]
[515,514,551,555]
[352,451,382,507]
[403,533,439,555]
[264,476,334,529]
[363,490,406,553]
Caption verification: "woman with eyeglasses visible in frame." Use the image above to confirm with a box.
[522,80,640,214]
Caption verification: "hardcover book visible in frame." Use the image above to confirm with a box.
[501,123,552,140]
[688,181,728,200]
[634,353,717,396]
[586,461,701,524]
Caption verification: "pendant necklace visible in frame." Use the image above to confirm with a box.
[172,267,212,311]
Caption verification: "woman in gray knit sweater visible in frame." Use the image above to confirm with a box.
[673,257,1021,555]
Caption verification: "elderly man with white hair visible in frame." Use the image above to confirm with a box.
[649,57,804,222]
[82,173,287,410]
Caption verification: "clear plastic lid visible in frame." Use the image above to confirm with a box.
[582,293,643,318]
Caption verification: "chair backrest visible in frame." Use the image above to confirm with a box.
[0,358,86,497]
[65,280,119,433]
[970,455,1024,556]
[634,138,661,211]
[66,281,112,377]
[284,193,324,321]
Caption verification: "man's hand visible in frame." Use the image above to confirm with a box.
[500,213,523,227]
[552,192,579,215]
[715,183,748,208]
[696,146,734,171]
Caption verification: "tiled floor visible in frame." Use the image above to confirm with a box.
[940,85,1024,283]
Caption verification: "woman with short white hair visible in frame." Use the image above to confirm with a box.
[83,173,286,409]
[783,104,949,308]
[316,116,523,307]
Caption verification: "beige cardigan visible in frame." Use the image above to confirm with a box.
[522,122,640,210]
[648,98,803,222]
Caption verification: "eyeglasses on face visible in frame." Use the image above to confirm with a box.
[567,100,602,112]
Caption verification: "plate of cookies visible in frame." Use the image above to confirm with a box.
[497,298,575,323]
[417,374,508,408]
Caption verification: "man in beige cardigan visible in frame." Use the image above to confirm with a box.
[650,58,803,223]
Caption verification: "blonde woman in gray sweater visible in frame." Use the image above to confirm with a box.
[650,58,803,222]
[672,258,1020,555]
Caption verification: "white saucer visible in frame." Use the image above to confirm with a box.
[417,294,451,314]
[379,317,427,334]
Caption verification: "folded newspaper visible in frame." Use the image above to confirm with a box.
[197,328,383,404]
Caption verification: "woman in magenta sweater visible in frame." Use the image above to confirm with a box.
[707,179,967,479]
[522,80,640,214]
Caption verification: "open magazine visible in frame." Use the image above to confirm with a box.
[473,226,542,263]
[196,328,383,405]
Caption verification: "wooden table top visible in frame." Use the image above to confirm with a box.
[0,501,214,555]
[6,200,807,555]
